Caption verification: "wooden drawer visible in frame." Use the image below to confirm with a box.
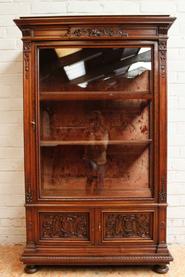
[97,207,157,245]
[35,207,95,246]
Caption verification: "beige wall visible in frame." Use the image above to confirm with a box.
[0,0,184,244]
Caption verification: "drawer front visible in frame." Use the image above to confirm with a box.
[99,208,157,245]
[36,208,94,246]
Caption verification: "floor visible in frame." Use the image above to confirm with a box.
[0,245,183,277]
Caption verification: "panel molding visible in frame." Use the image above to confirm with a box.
[103,212,152,240]
[40,212,89,240]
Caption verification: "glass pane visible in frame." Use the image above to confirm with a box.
[39,47,151,94]
[39,47,152,199]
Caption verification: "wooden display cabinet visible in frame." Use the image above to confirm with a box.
[14,15,175,274]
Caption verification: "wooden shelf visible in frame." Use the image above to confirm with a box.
[40,91,152,101]
[40,139,152,147]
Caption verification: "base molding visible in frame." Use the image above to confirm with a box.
[22,254,173,266]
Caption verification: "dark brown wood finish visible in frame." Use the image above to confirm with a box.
[14,15,175,274]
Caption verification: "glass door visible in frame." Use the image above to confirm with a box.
[38,46,153,199]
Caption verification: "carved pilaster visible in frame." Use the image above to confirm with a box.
[159,176,167,202]
[23,41,31,80]
[159,40,167,79]
[25,175,33,204]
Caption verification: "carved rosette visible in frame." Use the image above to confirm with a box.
[104,213,151,239]
[23,41,31,79]
[40,213,89,240]
[159,40,167,78]
[66,26,128,38]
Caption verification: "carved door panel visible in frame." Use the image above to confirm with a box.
[96,208,157,245]
[35,207,95,246]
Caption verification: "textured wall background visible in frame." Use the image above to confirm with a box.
[0,0,184,244]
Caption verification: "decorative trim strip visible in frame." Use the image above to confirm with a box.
[21,255,173,265]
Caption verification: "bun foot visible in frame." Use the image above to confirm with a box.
[24,265,38,274]
[153,264,169,274]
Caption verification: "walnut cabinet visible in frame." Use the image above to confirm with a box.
[14,15,175,274]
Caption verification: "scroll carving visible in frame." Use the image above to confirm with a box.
[23,41,31,79]
[66,26,128,38]
[104,213,151,239]
[159,40,167,78]
[40,213,89,239]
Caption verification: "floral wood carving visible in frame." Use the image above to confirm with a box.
[66,26,128,38]
[159,40,167,78]
[104,213,151,239]
[23,41,31,79]
[41,213,89,240]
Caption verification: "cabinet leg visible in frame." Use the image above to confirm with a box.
[153,264,169,274]
[24,265,38,274]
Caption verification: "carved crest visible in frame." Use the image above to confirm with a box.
[66,26,128,38]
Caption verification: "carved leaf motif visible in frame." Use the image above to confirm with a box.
[23,41,31,79]
[159,40,167,78]
[41,213,89,240]
[66,26,128,38]
[104,213,151,239]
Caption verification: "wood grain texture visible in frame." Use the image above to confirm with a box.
[14,15,175,272]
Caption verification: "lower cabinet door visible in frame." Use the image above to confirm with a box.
[35,207,95,246]
[97,207,157,245]
[33,206,157,247]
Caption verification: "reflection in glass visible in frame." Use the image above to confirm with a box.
[83,111,109,192]
[40,47,151,92]
[39,47,152,198]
